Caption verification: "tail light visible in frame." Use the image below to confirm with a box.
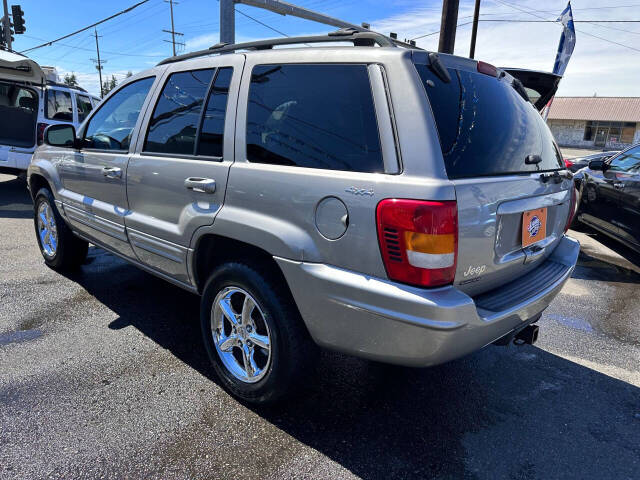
[564,186,578,233]
[376,199,458,288]
[37,122,50,145]
[564,158,573,169]
[477,61,498,77]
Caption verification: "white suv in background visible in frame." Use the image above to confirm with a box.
[0,50,100,174]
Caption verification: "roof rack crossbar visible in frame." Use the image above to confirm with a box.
[157,29,419,66]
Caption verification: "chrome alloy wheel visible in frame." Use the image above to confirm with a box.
[37,201,58,258]
[211,287,272,383]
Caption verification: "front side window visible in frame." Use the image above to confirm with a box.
[145,69,214,155]
[76,94,93,123]
[84,77,155,151]
[246,64,383,173]
[46,89,73,121]
[608,145,640,172]
[198,67,233,157]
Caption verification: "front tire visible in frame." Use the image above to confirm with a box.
[33,188,88,271]
[200,262,316,404]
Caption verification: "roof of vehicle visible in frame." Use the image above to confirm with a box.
[45,81,89,94]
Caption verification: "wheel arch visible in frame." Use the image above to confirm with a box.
[192,233,291,297]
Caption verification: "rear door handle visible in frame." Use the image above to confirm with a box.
[184,177,216,194]
[613,182,625,189]
[102,166,122,179]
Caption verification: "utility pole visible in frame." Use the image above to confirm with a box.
[220,0,235,45]
[438,0,459,54]
[2,0,12,50]
[91,28,105,98]
[469,0,480,59]
[163,0,184,56]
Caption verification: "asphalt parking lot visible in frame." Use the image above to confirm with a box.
[1,173,639,480]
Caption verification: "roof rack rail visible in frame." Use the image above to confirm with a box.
[45,80,88,93]
[157,28,421,66]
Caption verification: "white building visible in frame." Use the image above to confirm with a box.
[546,97,640,150]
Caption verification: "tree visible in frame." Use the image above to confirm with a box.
[63,73,79,88]
[126,71,133,78]
[102,75,118,95]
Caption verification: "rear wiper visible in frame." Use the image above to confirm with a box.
[512,78,530,103]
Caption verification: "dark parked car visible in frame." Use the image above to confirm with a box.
[565,151,618,173]
[576,143,640,252]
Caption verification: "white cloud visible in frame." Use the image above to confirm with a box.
[371,0,640,96]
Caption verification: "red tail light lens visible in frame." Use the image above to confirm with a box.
[376,199,458,288]
[37,122,50,145]
[477,61,498,77]
[564,187,578,233]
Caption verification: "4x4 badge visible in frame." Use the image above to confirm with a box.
[345,186,374,196]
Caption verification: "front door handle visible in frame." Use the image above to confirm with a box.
[102,166,122,179]
[184,177,216,194]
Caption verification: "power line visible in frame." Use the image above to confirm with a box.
[22,34,166,57]
[491,0,640,54]
[234,6,291,37]
[20,0,151,54]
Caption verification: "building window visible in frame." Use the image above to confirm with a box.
[622,123,636,144]
[583,120,636,145]
[584,121,594,141]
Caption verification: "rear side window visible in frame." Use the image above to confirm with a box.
[76,94,93,122]
[145,69,215,155]
[246,64,383,173]
[198,67,233,157]
[608,145,640,172]
[84,77,155,151]
[46,89,73,121]
[415,63,563,179]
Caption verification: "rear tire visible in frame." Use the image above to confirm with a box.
[200,261,317,404]
[33,188,88,271]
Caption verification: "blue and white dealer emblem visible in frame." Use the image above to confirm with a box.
[528,215,541,238]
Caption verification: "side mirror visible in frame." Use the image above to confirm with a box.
[44,124,77,148]
[588,159,606,171]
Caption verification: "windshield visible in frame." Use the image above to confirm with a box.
[415,63,563,179]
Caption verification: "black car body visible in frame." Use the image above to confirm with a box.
[576,143,640,252]
[566,151,618,173]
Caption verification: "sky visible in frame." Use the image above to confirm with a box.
[11,0,640,98]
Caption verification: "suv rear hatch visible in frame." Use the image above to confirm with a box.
[0,52,43,151]
[413,52,572,297]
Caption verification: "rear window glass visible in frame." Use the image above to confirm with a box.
[198,67,233,157]
[246,64,383,173]
[415,64,563,179]
[145,69,215,155]
[76,94,93,123]
[46,89,73,121]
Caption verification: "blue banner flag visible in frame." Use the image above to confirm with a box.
[553,2,576,76]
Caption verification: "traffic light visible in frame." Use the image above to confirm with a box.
[0,23,15,47]
[11,5,25,34]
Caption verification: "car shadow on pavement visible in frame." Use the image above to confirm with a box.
[61,247,640,479]
[0,174,32,219]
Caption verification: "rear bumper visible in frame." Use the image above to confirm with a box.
[0,146,33,171]
[276,234,579,367]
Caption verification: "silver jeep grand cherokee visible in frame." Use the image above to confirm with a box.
[27,30,579,403]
